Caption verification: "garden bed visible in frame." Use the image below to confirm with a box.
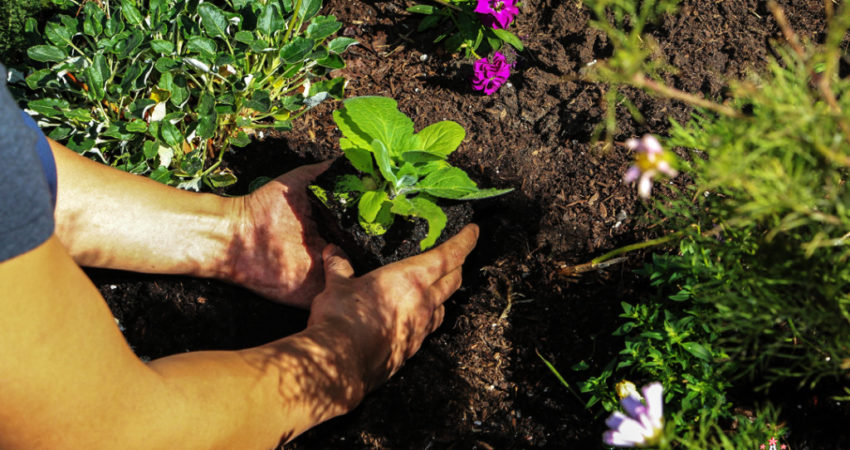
[88,0,849,448]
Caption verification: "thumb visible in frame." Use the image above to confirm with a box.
[322,244,355,279]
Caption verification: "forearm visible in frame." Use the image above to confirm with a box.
[148,322,367,447]
[50,139,239,278]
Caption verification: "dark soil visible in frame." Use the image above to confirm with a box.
[90,0,849,448]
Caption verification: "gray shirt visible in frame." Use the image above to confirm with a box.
[0,64,55,262]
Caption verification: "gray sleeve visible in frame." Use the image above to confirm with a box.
[0,64,55,262]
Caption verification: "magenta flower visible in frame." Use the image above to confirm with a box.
[623,135,678,199]
[603,382,665,447]
[474,0,520,29]
[472,52,512,95]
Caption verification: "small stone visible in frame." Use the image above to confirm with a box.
[474,420,482,426]
[420,53,428,62]
[110,285,117,289]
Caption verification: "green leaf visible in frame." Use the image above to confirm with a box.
[391,195,447,250]
[150,166,173,184]
[681,342,712,362]
[188,36,218,59]
[105,15,125,36]
[150,39,174,54]
[335,174,365,193]
[298,0,322,19]
[126,119,148,132]
[257,3,281,37]
[340,138,375,177]
[306,15,342,41]
[198,3,229,39]
[83,2,105,37]
[84,52,109,101]
[317,53,345,69]
[491,28,524,51]
[417,167,512,200]
[196,113,217,140]
[207,170,238,187]
[327,37,357,54]
[401,151,444,164]
[231,131,251,147]
[371,139,398,186]
[416,121,465,157]
[333,96,415,157]
[406,4,435,14]
[28,98,70,118]
[280,37,315,63]
[245,90,271,113]
[417,14,441,32]
[44,20,73,47]
[160,120,183,147]
[234,30,254,44]
[121,0,144,26]
[118,30,144,59]
[154,56,178,72]
[358,190,389,223]
[143,140,158,159]
[27,45,66,62]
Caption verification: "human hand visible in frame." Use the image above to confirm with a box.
[307,224,479,391]
[223,161,332,308]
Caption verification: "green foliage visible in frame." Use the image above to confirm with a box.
[550,0,850,446]
[406,0,523,59]
[14,0,354,189]
[0,0,69,65]
[317,96,512,250]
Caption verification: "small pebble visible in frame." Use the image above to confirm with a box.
[110,285,117,289]
[420,53,428,62]
[474,420,482,426]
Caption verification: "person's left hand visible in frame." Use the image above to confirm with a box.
[222,161,332,308]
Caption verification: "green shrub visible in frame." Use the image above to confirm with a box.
[13,0,354,189]
[552,0,850,446]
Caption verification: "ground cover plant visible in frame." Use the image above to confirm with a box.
[14,0,353,188]
[10,0,850,448]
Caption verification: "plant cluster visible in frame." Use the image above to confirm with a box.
[547,0,850,447]
[14,0,355,188]
[310,96,512,250]
[407,0,524,95]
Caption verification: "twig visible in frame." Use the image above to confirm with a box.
[630,73,743,118]
[768,1,850,139]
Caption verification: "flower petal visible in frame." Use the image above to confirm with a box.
[603,430,644,447]
[642,382,664,424]
[638,172,654,199]
[642,135,663,154]
[624,166,641,183]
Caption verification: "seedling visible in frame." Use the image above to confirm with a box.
[311,96,512,250]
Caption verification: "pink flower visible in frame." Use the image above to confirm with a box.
[623,135,678,199]
[472,52,512,95]
[603,382,664,447]
[474,0,520,29]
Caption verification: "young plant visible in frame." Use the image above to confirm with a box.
[16,0,355,189]
[407,0,524,59]
[312,96,512,250]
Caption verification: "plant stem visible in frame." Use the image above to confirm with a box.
[630,73,743,118]
[428,0,463,12]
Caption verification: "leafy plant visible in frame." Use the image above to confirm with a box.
[311,96,512,250]
[545,0,850,447]
[15,0,355,189]
[406,0,524,59]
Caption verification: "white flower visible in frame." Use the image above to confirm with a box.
[603,382,664,447]
[623,135,678,199]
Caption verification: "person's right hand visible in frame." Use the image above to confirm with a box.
[307,224,479,393]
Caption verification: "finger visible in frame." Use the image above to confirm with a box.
[428,267,463,307]
[429,305,446,333]
[292,159,334,181]
[402,224,479,285]
[322,244,355,279]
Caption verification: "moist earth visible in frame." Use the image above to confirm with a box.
[90,1,849,448]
